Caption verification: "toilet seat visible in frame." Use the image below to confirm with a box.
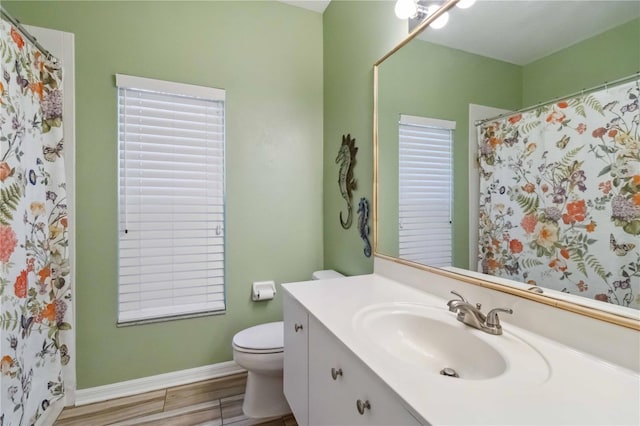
[233,321,283,354]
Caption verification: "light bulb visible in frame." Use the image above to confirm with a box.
[395,0,418,19]
[456,0,476,9]
[426,5,449,29]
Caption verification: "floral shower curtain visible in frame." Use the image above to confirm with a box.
[0,19,74,425]
[478,79,640,310]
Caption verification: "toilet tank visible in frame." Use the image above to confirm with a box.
[312,270,344,280]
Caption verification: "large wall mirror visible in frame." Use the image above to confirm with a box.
[374,0,640,328]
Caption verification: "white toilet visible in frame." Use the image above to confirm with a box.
[232,269,344,418]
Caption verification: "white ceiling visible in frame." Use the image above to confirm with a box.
[279,0,331,13]
[419,1,640,65]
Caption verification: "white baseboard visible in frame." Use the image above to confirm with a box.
[75,361,245,406]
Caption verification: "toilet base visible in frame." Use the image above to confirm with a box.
[242,370,291,418]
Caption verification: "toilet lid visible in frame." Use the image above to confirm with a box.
[233,321,283,352]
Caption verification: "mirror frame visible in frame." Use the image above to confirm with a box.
[372,0,640,331]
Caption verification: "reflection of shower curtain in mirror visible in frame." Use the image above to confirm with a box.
[477,79,640,309]
[0,19,74,424]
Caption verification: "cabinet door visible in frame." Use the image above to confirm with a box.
[308,317,422,426]
[308,317,353,425]
[283,293,309,425]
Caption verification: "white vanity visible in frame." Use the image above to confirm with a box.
[284,287,422,425]
[282,267,640,425]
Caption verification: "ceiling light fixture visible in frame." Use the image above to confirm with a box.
[396,0,474,31]
[394,0,418,20]
[395,0,450,29]
[425,4,449,29]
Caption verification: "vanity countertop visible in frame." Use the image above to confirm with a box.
[282,274,640,425]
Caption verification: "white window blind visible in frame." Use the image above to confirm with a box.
[398,114,454,267]
[116,74,226,324]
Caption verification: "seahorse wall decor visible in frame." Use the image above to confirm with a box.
[336,134,358,229]
[357,197,372,257]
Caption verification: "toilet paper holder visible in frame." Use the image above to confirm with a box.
[252,280,276,301]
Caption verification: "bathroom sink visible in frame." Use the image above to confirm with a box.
[353,303,550,382]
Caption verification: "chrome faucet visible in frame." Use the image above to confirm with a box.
[446,291,513,335]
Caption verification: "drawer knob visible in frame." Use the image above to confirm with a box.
[356,399,371,415]
[331,367,343,380]
[294,323,303,332]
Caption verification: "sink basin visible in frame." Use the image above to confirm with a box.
[353,303,549,382]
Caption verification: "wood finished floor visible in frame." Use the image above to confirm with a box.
[54,372,297,426]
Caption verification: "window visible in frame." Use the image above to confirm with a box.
[398,114,454,267]
[116,74,226,324]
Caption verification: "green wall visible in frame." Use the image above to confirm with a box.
[4,1,323,388]
[523,18,640,106]
[322,0,405,275]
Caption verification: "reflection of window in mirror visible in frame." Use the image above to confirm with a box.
[398,115,455,267]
